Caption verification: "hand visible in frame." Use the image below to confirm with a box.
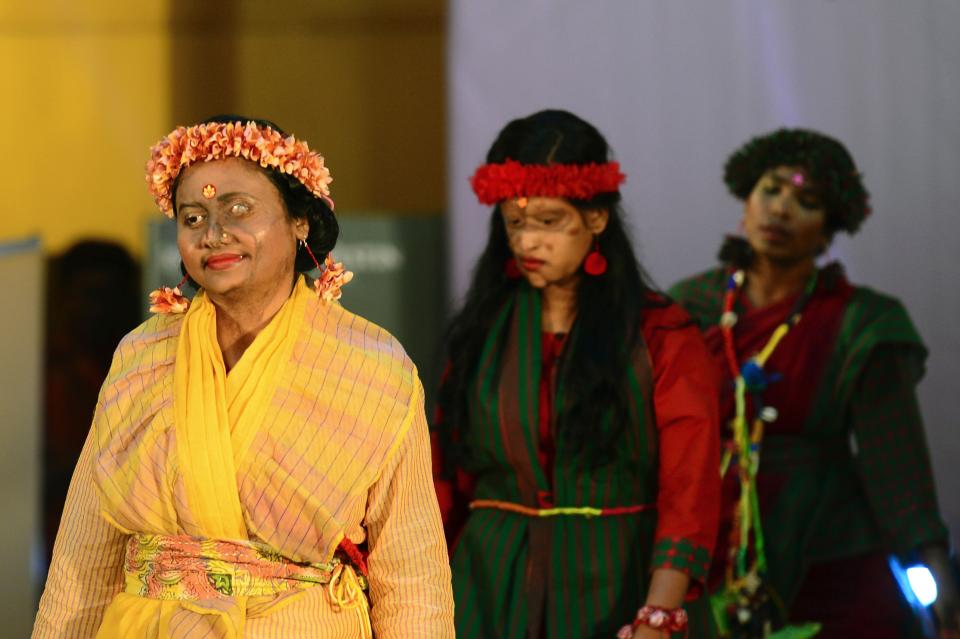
[615,571,690,639]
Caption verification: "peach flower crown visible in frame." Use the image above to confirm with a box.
[145,121,352,313]
[146,120,334,217]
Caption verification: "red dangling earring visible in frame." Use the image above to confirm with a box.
[583,236,607,276]
[504,257,522,280]
[301,238,322,271]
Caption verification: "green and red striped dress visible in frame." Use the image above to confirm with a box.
[669,263,950,638]
[433,283,721,638]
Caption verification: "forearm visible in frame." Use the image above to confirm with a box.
[622,569,692,639]
[851,345,948,550]
[644,568,690,608]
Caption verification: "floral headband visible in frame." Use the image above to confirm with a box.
[146,120,334,217]
[145,121,351,313]
[470,159,626,205]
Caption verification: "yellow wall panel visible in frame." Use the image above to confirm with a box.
[0,0,445,257]
[0,5,170,256]
[0,0,166,27]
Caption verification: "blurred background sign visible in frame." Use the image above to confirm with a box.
[336,213,447,399]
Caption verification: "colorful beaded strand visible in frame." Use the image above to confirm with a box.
[720,268,818,587]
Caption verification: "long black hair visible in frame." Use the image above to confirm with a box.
[171,115,338,280]
[436,109,664,469]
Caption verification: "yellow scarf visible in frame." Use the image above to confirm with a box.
[173,278,308,539]
[97,278,312,638]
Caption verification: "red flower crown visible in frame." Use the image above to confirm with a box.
[470,159,626,205]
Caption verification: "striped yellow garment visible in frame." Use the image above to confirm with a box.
[33,277,454,638]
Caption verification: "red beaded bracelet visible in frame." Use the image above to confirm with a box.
[616,605,688,637]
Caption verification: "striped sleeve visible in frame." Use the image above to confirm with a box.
[365,377,455,638]
[32,422,126,638]
[850,344,949,555]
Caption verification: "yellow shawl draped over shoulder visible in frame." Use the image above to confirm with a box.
[34,276,454,639]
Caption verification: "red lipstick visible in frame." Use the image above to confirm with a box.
[205,254,244,270]
[520,258,545,271]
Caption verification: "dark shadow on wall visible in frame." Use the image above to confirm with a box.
[43,241,142,566]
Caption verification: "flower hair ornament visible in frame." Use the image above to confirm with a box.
[146,120,352,312]
[301,240,354,302]
[148,274,191,314]
[147,250,353,314]
[146,120,334,218]
[147,247,355,315]
[470,159,626,205]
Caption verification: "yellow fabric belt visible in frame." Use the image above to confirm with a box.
[106,533,371,639]
[123,533,368,600]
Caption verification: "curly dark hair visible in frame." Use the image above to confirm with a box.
[436,109,668,469]
[170,114,338,276]
[723,128,871,235]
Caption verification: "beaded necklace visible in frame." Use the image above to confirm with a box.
[718,267,818,601]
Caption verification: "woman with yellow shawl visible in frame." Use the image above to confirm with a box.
[32,116,455,638]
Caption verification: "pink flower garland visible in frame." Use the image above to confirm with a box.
[470,159,626,205]
[146,121,334,217]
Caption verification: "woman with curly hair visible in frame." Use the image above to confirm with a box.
[433,109,722,638]
[670,128,959,638]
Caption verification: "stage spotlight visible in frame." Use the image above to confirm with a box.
[905,565,938,606]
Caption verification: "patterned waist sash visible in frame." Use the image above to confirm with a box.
[123,533,370,635]
[469,499,655,518]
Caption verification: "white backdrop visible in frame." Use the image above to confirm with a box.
[448,0,960,547]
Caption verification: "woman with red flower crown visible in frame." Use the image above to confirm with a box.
[432,109,722,638]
